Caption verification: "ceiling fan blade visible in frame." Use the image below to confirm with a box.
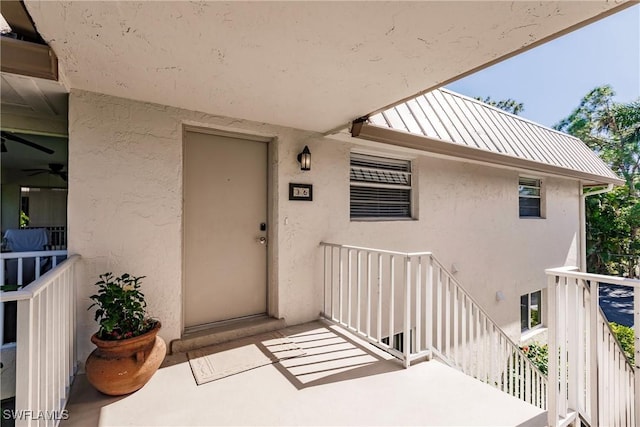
[28,171,47,176]
[59,172,68,182]
[1,131,55,155]
[22,168,47,172]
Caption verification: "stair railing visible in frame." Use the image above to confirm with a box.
[320,242,547,409]
[546,267,638,427]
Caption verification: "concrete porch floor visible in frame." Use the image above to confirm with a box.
[62,321,546,427]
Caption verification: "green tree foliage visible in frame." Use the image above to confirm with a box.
[474,96,525,115]
[520,342,548,375]
[610,322,635,364]
[555,85,640,277]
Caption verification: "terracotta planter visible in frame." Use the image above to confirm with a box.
[85,322,166,396]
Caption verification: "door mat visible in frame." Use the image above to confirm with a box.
[187,330,305,385]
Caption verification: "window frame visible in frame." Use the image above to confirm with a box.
[349,151,415,221]
[518,176,545,219]
[520,289,543,333]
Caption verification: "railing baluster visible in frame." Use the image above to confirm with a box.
[338,248,344,324]
[548,274,558,427]
[461,292,467,374]
[567,277,579,411]
[18,257,24,286]
[425,255,433,358]
[436,267,443,353]
[356,250,362,332]
[377,253,382,342]
[35,256,41,279]
[403,256,411,368]
[330,247,335,320]
[323,246,328,318]
[578,283,586,413]
[366,252,372,337]
[453,282,458,365]
[347,249,352,328]
[590,279,600,427]
[389,255,395,350]
[445,274,451,359]
[635,286,640,425]
[415,256,422,354]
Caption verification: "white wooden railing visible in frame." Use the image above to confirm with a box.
[546,267,638,427]
[1,250,68,287]
[320,242,548,409]
[0,255,79,427]
[1,250,68,345]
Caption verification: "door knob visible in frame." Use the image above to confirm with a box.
[258,236,267,245]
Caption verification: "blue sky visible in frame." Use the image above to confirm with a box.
[446,4,640,128]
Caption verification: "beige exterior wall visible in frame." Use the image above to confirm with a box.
[68,90,579,364]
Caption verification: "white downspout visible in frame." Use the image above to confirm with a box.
[580,183,614,272]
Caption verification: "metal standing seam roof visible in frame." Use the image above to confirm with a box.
[367,88,622,184]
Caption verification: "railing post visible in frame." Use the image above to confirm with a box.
[567,278,579,413]
[330,247,335,320]
[548,274,558,427]
[403,255,411,368]
[415,256,422,354]
[15,298,34,427]
[347,249,352,327]
[425,255,433,359]
[323,245,327,317]
[377,253,382,342]
[590,280,600,427]
[635,286,640,425]
[338,248,344,324]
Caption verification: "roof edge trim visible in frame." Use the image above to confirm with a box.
[364,1,637,119]
[355,123,625,186]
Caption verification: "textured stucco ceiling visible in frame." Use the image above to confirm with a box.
[25,1,631,133]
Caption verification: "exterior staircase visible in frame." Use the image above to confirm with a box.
[320,242,637,427]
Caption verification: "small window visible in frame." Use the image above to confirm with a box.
[519,177,542,218]
[350,153,412,219]
[521,290,542,332]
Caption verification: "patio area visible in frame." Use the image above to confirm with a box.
[62,321,546,427]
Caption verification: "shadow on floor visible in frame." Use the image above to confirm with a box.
[274,322,404,390]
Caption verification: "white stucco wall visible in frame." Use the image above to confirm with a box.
[68,90,580,364]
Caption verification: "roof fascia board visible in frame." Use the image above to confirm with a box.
[354,123,625,186]
[0,37,58,80]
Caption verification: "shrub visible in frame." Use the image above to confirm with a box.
[610,322,634,364]
[521,342,548,375]
[88,272,156,340]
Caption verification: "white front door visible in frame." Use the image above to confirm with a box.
[183,130,268,329]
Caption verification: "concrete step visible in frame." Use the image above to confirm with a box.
[169,316,286,354]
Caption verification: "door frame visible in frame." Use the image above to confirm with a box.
[181,124,278,335]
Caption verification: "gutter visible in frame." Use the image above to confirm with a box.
[580,184,615,272]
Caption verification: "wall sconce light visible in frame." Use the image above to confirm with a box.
[297,145,311,171]
[495,291,505,302]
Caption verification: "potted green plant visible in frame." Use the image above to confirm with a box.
[85,272,166,396]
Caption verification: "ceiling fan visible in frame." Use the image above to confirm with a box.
[22,163,68,181]
[1,131,55,154]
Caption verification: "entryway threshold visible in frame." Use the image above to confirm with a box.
[169,316,286,354]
